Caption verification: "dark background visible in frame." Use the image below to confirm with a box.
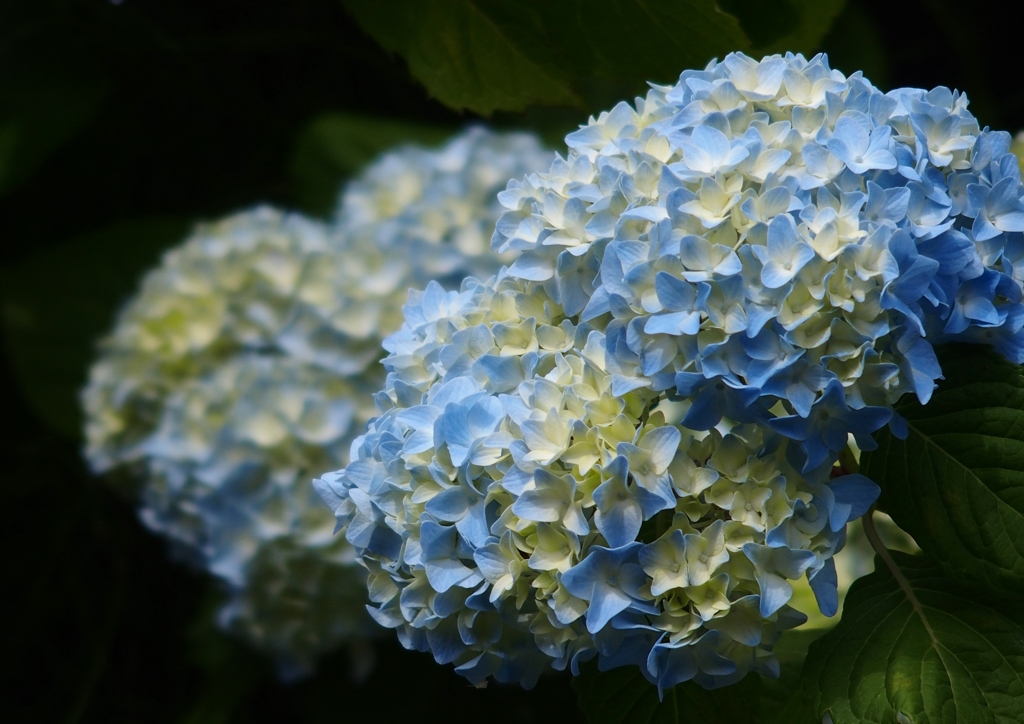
[3,1,1024,721]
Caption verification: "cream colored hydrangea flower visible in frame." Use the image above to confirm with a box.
[81,128,552,676]
[83,207,342,473]
[280,127,550,373]
[139,355,367,676]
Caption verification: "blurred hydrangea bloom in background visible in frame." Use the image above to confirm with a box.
[283,128,550,375]
[81,128,553,677]
[317,52,1024,691]
[1012,131,1024,177]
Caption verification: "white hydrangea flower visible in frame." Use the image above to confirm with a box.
[136,356,356,581]
[81,128,553,676]
[139,355,368,676]
[83,207,342,473]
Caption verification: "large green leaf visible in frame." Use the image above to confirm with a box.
[778,550,1024,724]
[0,17,110,197]
[572,659,760,724]
[758,627,829,715]
[0,218,191,438]
[738,0,846,57]
[812,1,889,90]
[861,345,1024,593]
[340,0,580,114]
[290,112,454,215]
[0,80,109,196]
[340,0,751,115]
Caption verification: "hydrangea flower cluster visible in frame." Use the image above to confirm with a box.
[493,52,1024,465]
[81,128,552,676]
[317,52,1024,691]
[283,128,551,375]
[82,207,340,474]
[140,354,369,675]
[318,274,876,689]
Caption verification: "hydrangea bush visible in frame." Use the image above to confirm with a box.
[316,52,1024,692]
[81,128,552,675]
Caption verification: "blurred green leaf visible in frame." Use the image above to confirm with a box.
[0,217,191,438]
[756,628,827,716]
[815,2,889,89]
[717,0,802,50]
[290,112,454,215]
[0,123,19,182]
[1012,134,1024,177]
[340,0,752,115]
[0,80,109,196]
[740,0,846,57]
[179,593,271,724]
[341,0,580,114]
[862,345,1024,594]
[775,551,1024,723]
[572,659,760,723]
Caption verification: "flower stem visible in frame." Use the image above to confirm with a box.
[838,444,860,475]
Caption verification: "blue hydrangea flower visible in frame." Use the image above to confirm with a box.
[492,52,1024,467]
[317,52,1024,693]
[316,273,876,691]
[81,128,552,677]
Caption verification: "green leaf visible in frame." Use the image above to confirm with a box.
[758,628,829,715]
[0,80,109,196]
[290,112,454,215]
[741,0,846,57]
[779,550,1024,724]
[572,659,760,724]
[717,0,802,50]
[178,592,270,724]
[813,1,889,90]
[861,345,1024,594]
[340,0,752,115]
[341,0,580,114]
[1012,134,1024,178]
[0,218,191,438]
